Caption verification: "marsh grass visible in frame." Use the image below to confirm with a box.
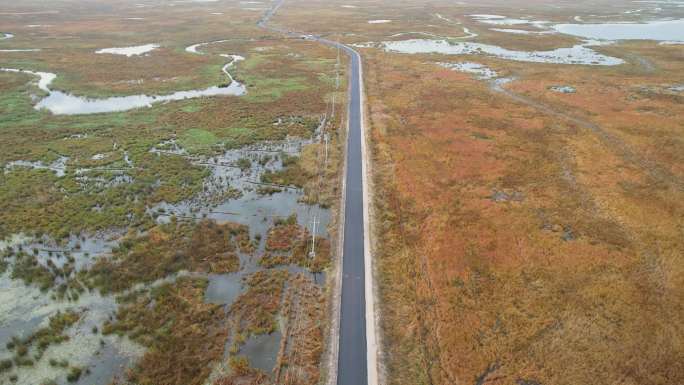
[104,277,227,385]
[229,269,289,336]
[259,214,331,273]
[4,310,80,376]
[88,219,249,293]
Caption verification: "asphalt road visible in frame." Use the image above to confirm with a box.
[335,46,368,385]
[258,3,371,384]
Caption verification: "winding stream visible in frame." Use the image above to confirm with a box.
[186,39,230,54]
[1,44,246,115]
[0,32,43,52]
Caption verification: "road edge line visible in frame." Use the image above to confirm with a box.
[356,50,379,385]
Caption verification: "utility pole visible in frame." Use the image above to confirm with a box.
[331,90,335,119]
[309,215,319,258]
[331,39,340,119]
[336,41,341,89]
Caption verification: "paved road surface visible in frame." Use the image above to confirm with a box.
[335,45,369,385]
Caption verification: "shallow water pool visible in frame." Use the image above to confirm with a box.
[553,19,684,41]
[379,39,624,66]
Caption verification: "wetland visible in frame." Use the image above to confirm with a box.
[0,0,345,384]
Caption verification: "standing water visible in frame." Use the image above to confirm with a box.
[553,19,684,42]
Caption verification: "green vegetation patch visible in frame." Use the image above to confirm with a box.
[261,153,307,187]
[0,156,205,240]
[242,76,308,102]
[11,253,57,292]
[5,244,86,297]
[178,128,219,152]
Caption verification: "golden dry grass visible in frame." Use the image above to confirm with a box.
[365,45,684,385]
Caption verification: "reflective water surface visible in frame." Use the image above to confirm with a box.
[553,19,684,41]
[437,62,499,79]
[378,39,624,65]
[95,44,159,56]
